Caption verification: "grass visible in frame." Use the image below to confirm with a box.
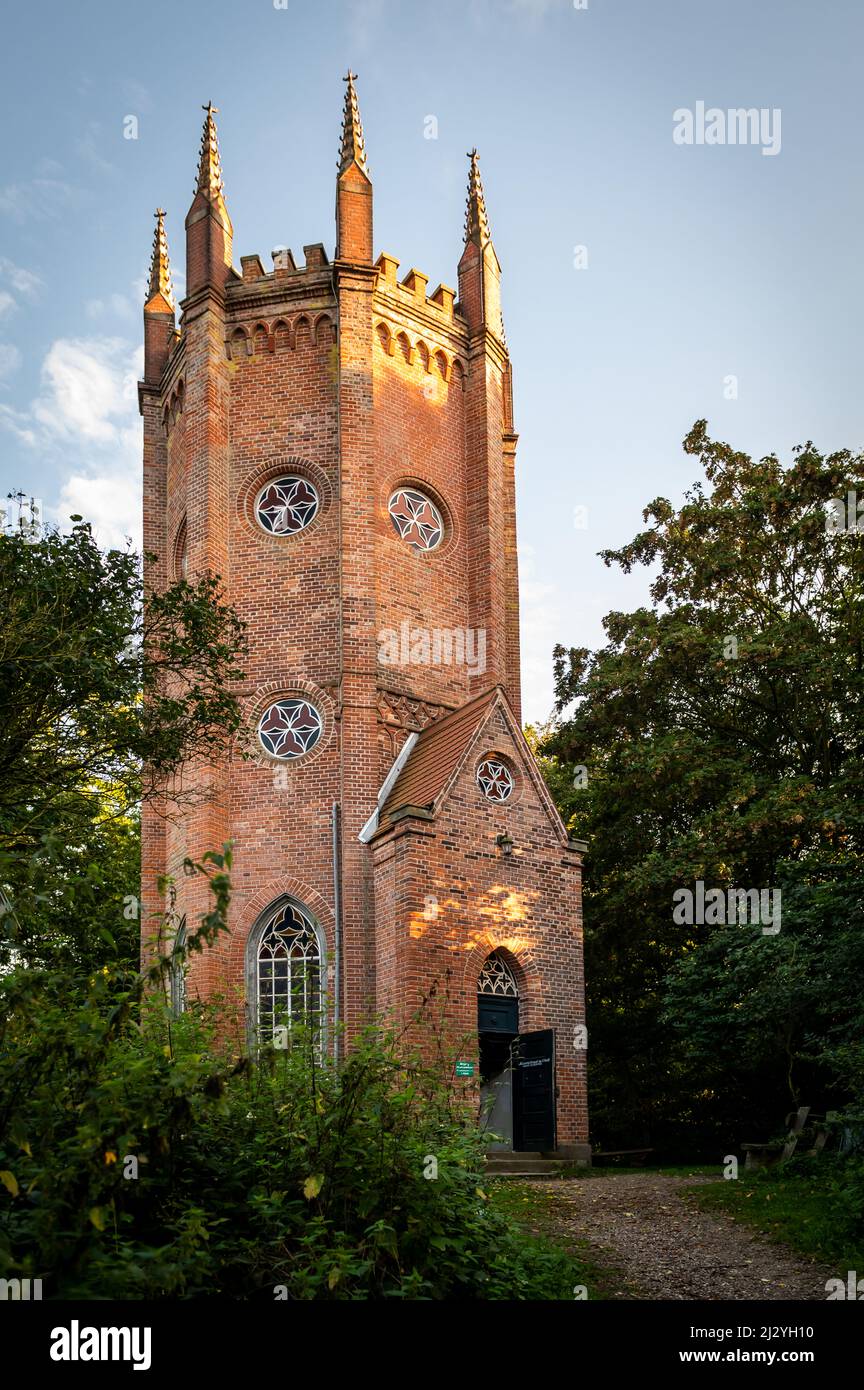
[489,1180,624,1299]
[493,1159,864,1296]
[681,1157,864,1271]
[560,1162,719,1179]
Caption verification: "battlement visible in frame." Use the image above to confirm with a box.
[375,253,460,323]
[141,89,504,395]
[233,243,330,289]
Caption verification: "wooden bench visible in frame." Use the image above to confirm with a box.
[742,1106,832,1169]
[593,1147,655,1167]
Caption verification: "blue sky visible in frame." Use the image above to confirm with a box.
[0,0,861,721]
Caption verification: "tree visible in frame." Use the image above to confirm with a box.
[0,519,246,973]
[544,424,864,1153]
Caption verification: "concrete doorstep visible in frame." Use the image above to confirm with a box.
[484,1153,570,1178]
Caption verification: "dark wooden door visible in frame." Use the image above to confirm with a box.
[512,1028,556,1151]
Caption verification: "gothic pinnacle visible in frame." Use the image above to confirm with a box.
[196,100,225,199]
[338,70,368,175]
[145,207,174,311]
[464,148,491,249]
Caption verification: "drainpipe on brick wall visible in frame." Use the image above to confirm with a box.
[331,802,342,1062]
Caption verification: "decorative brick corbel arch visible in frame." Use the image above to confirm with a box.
[462,937,543,1033]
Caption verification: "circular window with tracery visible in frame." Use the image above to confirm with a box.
[477,758,515,803]
[388,487,444,552]
[258,699,323,759]
[256,476,319,536]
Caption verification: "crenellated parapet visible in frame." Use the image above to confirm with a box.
[374,253,466,337]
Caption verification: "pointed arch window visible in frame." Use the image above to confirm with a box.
[254,899,323,1045]
[478,950,518,998]
[169,922,187,1019]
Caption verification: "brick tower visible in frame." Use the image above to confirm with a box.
[139,79,589,1158]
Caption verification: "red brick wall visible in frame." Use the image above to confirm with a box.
[372,299,472,713]
[371,704,589,1147]
[140,163,585,1152]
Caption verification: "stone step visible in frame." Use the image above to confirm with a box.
[485,1156,568,1175]
[486,1170,568,1180]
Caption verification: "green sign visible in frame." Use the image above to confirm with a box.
[455,1060,474,1077]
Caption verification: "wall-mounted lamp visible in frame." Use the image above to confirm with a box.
[496,831,514,857]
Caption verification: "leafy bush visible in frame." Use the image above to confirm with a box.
[0,852,578,1300]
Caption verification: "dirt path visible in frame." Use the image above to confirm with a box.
[528,1173,836,1300]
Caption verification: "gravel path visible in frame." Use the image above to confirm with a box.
[528,1173,837,1300]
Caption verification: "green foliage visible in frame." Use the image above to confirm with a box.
[662,868,864,1113]
[543,425,864,1154]
[0,814,140,976]
[0,517,246,977]
[0,521,246,850]
[0,850,574,1300]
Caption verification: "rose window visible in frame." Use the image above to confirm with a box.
[477,758,514,802]
[256,476,319,535]
[258,699,323,759]
[388,488,443,552]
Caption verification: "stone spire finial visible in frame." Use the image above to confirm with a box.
[464,148,492,249]
[146,207,174,310]
[339,70,368,175]
[196,101,225,199]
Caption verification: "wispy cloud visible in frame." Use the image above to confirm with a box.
[57,472,140,550]
[0,335,142,548]
[347,0,388,51]
[86,290,138,323]
[468,0,567,22]
[508,0,566,12]
[0,402,36,444]
[0,257,42,297]
[0,178,77,222]
[119,78,153,114]
[76,122,119,178]
[32,337,139,443]
[85,264,182,323]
